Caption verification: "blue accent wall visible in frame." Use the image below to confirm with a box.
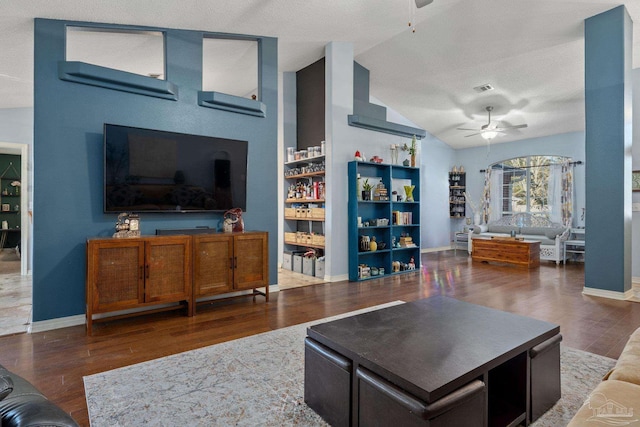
[33,19,278,321]
[584,6,632,293]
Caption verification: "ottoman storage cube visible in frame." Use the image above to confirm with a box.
[303,257,315,276]
[283,251,293,270]
[304,338,351,427]
[356,367,486,427]
[293,254,304,273]
[529,334,562,422]
[315,258,325,278]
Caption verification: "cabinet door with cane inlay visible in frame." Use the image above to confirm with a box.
[87,239,145,313]
[144,235,191,303]
[233,232,268,291]
[193,234,234,297]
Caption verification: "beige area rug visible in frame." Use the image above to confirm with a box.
[84,302,616,427]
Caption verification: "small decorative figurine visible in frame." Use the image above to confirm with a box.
[113,212,140,238]
[223,208,244,232]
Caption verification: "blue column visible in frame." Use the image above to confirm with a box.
[584,6,632,295]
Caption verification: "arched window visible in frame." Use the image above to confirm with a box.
[489,155,571,220]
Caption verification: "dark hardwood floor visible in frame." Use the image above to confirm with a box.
[1,250,639,426]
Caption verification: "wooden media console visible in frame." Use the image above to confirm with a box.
[472,237,540,268]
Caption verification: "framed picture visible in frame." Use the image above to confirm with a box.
[634,171,640,192]
[1,204,10,212]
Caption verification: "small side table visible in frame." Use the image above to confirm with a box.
[563,228,585,264]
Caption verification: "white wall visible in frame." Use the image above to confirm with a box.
[422,135,457,248]
[325,42,408,279]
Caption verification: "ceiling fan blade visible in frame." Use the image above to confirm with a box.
[415,0,434,7]
[456,127,481,131]
[464,132,483,137]
[493,124,528,132]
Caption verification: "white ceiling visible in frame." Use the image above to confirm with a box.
[0,0,639,149]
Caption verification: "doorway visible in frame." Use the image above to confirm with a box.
[0,141,30,336]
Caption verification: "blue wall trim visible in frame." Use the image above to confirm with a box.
[198,91,266,117]
[34,18,278,322]
[59,61,179,100]
[348,114,426,139]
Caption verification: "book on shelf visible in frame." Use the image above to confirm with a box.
[392,211,413,225]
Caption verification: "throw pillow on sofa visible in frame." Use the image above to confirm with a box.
[473,225,488,234]
[520,226,549,236]
[544,227,566,239]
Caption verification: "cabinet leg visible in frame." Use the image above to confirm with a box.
[252,287,269,302]
[187,299,195,317]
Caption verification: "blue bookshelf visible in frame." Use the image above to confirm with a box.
[348,161,421,281]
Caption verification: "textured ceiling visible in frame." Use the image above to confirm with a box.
[0,0,638,149]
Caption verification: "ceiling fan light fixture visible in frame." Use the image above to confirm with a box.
[482,130,498,141]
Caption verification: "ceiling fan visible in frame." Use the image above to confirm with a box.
[457,106,528,140]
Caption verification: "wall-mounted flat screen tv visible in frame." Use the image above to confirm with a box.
[104,124,248,213]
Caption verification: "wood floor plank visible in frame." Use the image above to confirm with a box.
[1,250,639,427]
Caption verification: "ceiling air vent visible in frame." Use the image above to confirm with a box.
[473,83,494,93]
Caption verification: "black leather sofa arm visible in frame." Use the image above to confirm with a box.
[0,364,79,427]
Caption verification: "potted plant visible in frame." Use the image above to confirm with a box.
[362,179,373,201]
[409,135,417,167]
[401,135,418,167]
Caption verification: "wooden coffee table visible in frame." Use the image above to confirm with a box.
[472,236,540,268]
[305,296,561,426]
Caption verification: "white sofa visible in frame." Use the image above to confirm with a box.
[468,213,570,264]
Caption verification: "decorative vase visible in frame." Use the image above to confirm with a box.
[474,212,481,226]
[411,154,416,167]
[362,190,371,201]
[404,185,415,202]
[391,146,398,164]
[370,237,377,252]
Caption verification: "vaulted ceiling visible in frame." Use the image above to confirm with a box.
[0,0,638,148]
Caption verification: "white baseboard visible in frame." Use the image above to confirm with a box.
[582,286,635,301]
[325,273,348,282]
[30,314,85,333]
[421,246,451,253]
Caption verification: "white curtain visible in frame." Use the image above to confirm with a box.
[560,160,574,227]
[548,165,562,224]
[547,161,573,226]
[489,169,502,222]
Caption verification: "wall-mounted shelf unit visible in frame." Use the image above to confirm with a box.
[348,161,420,281]
[449,171,466,218]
